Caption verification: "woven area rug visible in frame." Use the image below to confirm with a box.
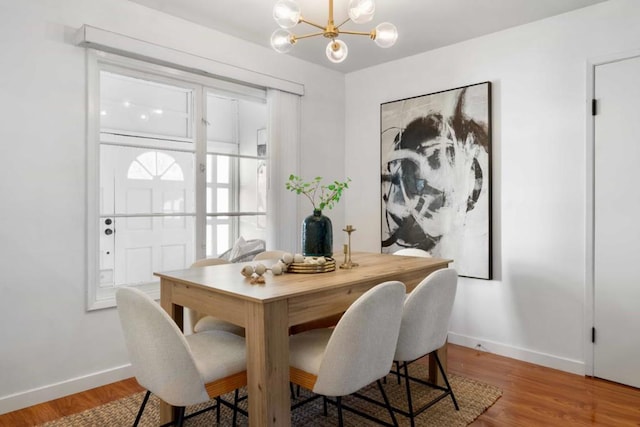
[41,364,501,426]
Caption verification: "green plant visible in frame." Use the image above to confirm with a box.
[285,174,351,211]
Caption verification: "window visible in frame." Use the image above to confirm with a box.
[87,54,267,309]
[205,94,268,257]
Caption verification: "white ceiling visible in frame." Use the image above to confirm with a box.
[128,0,608,73]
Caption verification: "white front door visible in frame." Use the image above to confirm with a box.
[100,145,195,286]
[594,54,640,388]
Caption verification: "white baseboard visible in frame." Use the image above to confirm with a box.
[448,332,585,375]
[0,364,134,415]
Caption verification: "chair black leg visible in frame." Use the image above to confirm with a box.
[434,352,459,410]
[336,396,344,427]
[133,390,151,427]
[232,388,240,425]
[403,362,416,427]
[213,396,219,423]
[377,380,399,427]
[395,361,402,385]
[289,382,301,399]
[323,396,328,416]
[175,406,186,427]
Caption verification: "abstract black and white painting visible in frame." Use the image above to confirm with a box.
[380,82,492,279]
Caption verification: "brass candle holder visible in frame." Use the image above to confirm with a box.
[340,225,358,269]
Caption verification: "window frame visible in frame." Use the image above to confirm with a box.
[86,50,267,310]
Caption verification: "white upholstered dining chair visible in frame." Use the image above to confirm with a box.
[186,258,245,336]
[190,257,228,268]
[253,250,287,261]
[393,248,431,257]
[289,281,406,426]
[391,268,459,426]
[115,287,247,426]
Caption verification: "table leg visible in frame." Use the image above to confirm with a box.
[245,299,291,427]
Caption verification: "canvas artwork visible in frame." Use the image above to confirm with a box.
[380,82,492,279]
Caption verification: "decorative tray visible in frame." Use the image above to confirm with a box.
[287,258,336,274]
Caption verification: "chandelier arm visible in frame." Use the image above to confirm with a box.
[299,18,326,31]
[339,29,375,37]
[294,31,325,41]
[336,18,351,29]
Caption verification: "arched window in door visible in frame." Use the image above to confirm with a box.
[127,151,184,181]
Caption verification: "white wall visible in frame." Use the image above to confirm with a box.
[0,0,344,413]
[345,0,640,374]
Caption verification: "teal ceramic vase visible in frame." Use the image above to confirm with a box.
[302,209,333,257]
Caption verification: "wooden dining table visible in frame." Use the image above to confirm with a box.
[155,251,450,426]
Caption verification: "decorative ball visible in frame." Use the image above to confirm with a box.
[317,256,326,265]
[241,265,254,277]
[254,263,267,276]
[282,252,294,264]
[271,264,283,275]
[293,253,304,263]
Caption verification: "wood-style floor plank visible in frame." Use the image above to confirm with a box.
[0,378,143,427]
[448,344,640,426]
[1,344,639,426]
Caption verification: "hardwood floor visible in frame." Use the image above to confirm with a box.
[1,344,639,426]
[448,345,640,426]
[0,378,143,427]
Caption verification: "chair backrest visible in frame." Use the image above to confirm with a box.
[313,281,406,396]
[394,248,431,257]
[187,258,231,330]
[394,268,458,362]
[115,287,209,406]
[253,250,287,261]
[190,257,230,268]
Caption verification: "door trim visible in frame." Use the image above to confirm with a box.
[585,48,640,377]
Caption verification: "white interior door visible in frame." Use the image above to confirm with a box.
[594,54,640,388]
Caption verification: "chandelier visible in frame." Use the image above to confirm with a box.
[270,0,398,64]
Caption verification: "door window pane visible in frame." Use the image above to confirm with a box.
[217,188,229,213]
[206,222,230,258]
[217,155,230,184]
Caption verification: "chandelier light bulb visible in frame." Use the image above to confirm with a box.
[374,22,398,48]
[348,0,375,24]
[273,0,301,29]
[271,29,294,53]
[326,39,348,63]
